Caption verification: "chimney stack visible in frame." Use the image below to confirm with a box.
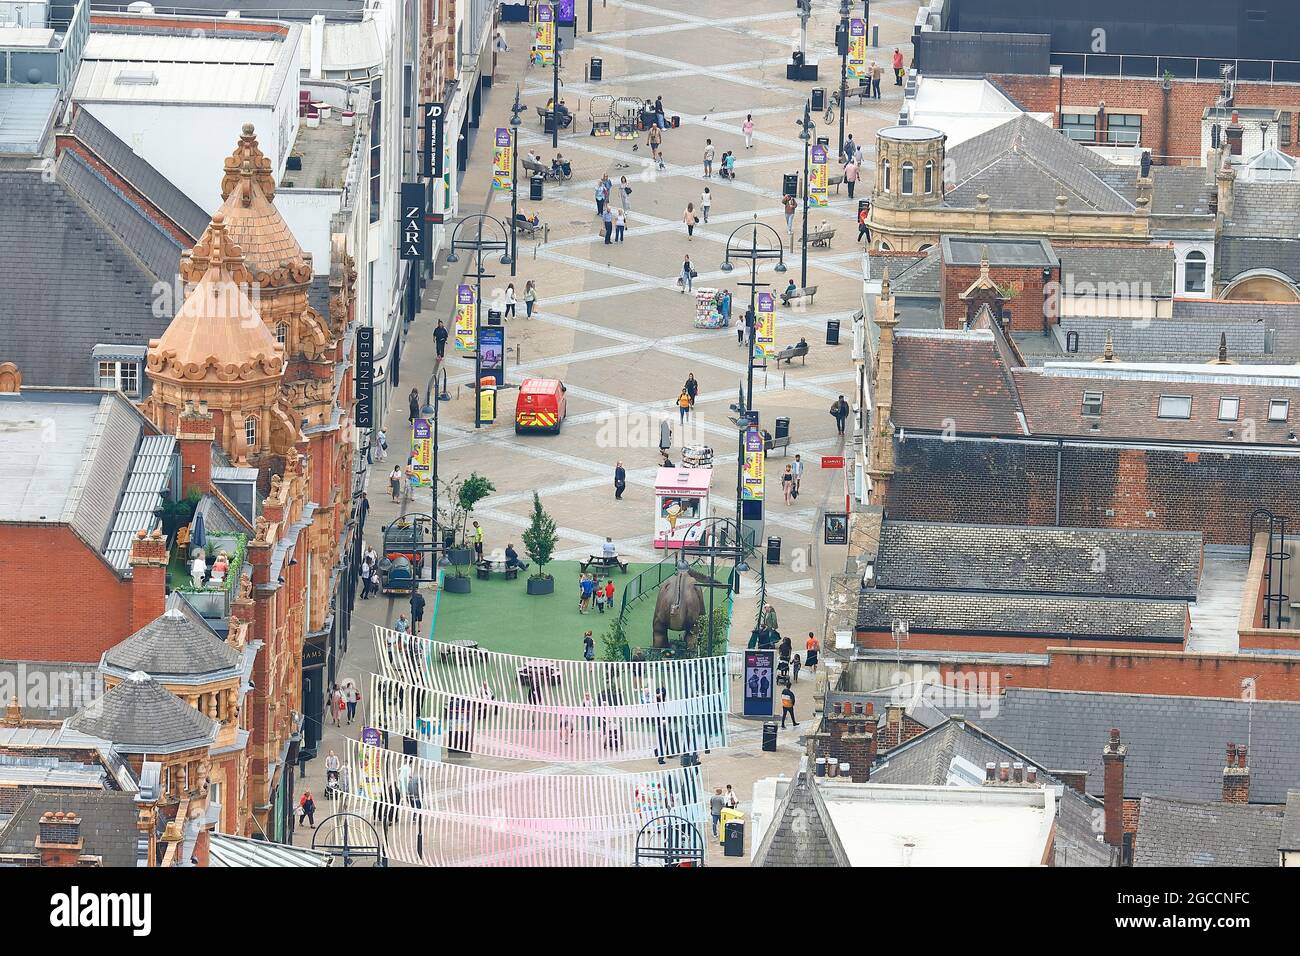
[1102,728,1127,849]
[129,529,168,632]
[1223,742,1251,803]
[177,399,216,497]
[36,811,83,867]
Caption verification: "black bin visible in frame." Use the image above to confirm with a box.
[530,175,544,201]
[590,57,603,81]
[724,820,745,857]
[811,87,826,111]
[783,173,799,198]
[826,319,840,344]
[767,536,782,565]
[762,722,778,752]
[775,416,790,440]
[487,309,503,327]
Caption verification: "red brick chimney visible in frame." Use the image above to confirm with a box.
[129,528,168,632]
[1102,728,1127,849]
[36,811,83,866]
[1223,743,1251,803]
[177,399,216,497]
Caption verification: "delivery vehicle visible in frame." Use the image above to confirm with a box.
[514,377,567,434]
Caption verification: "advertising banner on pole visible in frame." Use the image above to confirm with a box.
[411,418,433,487]
[533,4,555,66]
[742,426,765,501]
[492,128,512,191]
[454,284,476,352]
[478,325,504,386]
[755,292,776,359]
[743,649,775,717]
[809,144,829,208]
[848,18,867,79]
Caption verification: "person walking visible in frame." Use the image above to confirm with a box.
[503,283,517,318]
[344,682,359,723]
[830,394,851,436]
[805,631,820,671]
[684,202,697,240]
[792,653,802,684]
[681,255,694,293]
[604,578,615,610]
[618,175,632,211]
[782,192,797,236]
[857,204,871,245]
[844,158,859,199]
[677,388,692,423]
[410,590,426,634]
[842,132,856,165]
[433,319,448,362]
[328,684,343,726]
[710,788,725,837]
[394,613,410,635]
[659,417,673,461]
[583,629,595,660]
[298,790,317,828]
[782,464,794,504]
[614,207,626,243]
[614,460,627,499]
[724,785,739,809]
[791,453,805,496]
[685,372,698,408]
[742,114,755,149]
[595,177,608,216]
[602,205,614,244]
[579,574,595,613]
[723,151,736,180]
[700,187,712,224]
[780,685,798,727]
[703,138,715,178]
[408,387,420,423]
[389,465,402,502]
[778,633,792,664]
[369,563,382,599]
[648,123,663,167]
[376,429,388,462]
[871,59,883,99]
[524,279,537,318]
[893,47,904,85]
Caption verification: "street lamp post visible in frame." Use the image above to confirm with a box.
[720,220,787,412]
[421,366,449,563]
[509,87,527,277]
[552,34,563,149]
[797,103,815,289]
[838,0,850,163]
[444,215,512,429]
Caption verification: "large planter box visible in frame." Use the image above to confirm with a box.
[448,547,475,567]
[526,576,554,595]
[444,575,471,594]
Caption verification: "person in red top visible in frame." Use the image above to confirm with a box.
[857,203,871,245]
[893,48,904,85]
[604,580,615,606]
[805,631,820,670]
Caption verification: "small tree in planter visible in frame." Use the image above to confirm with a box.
[521,492,558,595]
[599,614,631,662]
[458,473,496,542]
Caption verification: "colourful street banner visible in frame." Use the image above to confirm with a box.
[455,284,476,352]
[743,426,765,501]
[755,292,776,359]
[492,127,512,191]
[532,4,555,66]
[411,418,433,487]
[848,19,867,80]
[809,144,829,209]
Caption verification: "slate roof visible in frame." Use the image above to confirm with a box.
[752,775,850,867]
[890,330,1025,433]
[1217,237,1300,287]
[857,589,1188,642]
[868,250,941,296]
[0,163,177,387]
[102,607,241,679]
[1134,796,1283,866]
[868,718,1115,867]
[1223,181,1300,239]
[936,688,1300,804]
[0,789,142,868]
[66,672,219,755]
[1056,245,1175,298]
[69,106,209,240]
[1149,165,1216,217]
[1056,316,1268,360]
[1281,791,1300,852]
[875,521,1202,599]
[0,660,102,722]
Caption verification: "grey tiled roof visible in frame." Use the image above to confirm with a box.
[752,776,849,867]
[868,250,941,295]
[309,274,332,322]
[1223,181,1300,239]
[937,688,1300,804]
[69,106,209,240]
[876,521,1202,599]
[0,660,102,722]
[1281,791,1300,852]
[66,672,219,755]
[1217,237,1300,287]
[1134,796,1283,866]
[857,589,1188,642]
[1149,166,1215,217]
[0,167,174,387]
[1057,316,1268,359]
[103,607,242,679]
[0,789,142,868]
[1057,245,1175,298]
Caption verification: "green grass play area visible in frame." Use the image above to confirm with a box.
[428,559,731,660]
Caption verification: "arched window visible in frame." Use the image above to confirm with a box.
[879,240,892,252]
[1184,250,1207,293]
[244,415,258,450]
[918,243,934,253]
[275,322,287,345]
[881,159,890,192]
[924,160,934,194]
[901,162,914,195]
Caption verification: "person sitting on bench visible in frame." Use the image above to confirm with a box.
[505,543,529,572]
[601,537,618,559]
[515,212,540,228]
[556,100,573,129]
[784,279,798,298]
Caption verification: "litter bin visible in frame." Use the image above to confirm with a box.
[762,722,778,752]
[723,820,744,856]
[775,416,790,440]
[590,56,603,81]
[478,376,497,425]
[826,319,840,344]
[811,87,826,112]
[530,175,544,201]
[486,309,503,327]
[718,807,744,845]
[767,536,782,565]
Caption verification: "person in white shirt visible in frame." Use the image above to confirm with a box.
[700,187,712,224]
[503,283,517,319]
[791,453,805,494]
[602,537,618,558]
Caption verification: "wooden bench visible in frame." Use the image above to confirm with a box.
[476,560,518,581]
[780,285,818,307]
[775,341,810,367]
[804,228,836,248]
[521,157,550,178]
[581,554,629,574]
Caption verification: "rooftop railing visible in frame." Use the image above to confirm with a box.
[0,0,88,89]
[1052,52,1300,85]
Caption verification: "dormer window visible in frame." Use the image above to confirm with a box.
[244,415,259,449]
[97,360,140,397]
[1082,390,1103,416]
[1269,400,1290,422]
[1218,397,1240,421]
[1157,395,1193,419]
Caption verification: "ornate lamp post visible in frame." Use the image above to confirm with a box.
[720,220,787,411]
[509,86,527,277]
[444,215,511,429]
[797,102,816,289]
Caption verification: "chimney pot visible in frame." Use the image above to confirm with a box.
[842,701,852,716]
[1012,761,1024,783]
[839,762,851,777]
[999,762,1010,782]
[1238,745,1248,768]
[815,757,827,777]
[865,702,874,716]
[827,760,839,778]
[1027,766,1038,784]
[1109,728,1121,746]
[985,761,996,783]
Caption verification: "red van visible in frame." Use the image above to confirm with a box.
[515,377,567,434]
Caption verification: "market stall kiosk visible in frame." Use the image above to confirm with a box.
[653,467,713,549]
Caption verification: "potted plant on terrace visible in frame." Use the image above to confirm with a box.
[521,492,558,595]
[438,473,495,593]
